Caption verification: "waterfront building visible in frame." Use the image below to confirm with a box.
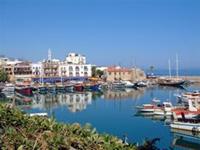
[13,62,32,82]
[59,62,92,77]
[65,52,86,64]
[105,66,146,82]
[31,62,43,77]
[41,49,60,77]
[3,60,32,82]
[58,52,92,77]
[42,59,60,77]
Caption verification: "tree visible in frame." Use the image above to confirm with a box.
[0,69,8,82]
[96,70,104,78]
[91,66,104,78]
[149,66,155,73]
[92,66,96,77]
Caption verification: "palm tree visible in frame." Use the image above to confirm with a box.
[149,66,154,74]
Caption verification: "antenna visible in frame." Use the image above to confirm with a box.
[176,54,179,79]
[48,48,52,61]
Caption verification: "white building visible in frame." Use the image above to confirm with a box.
[31,62,43,76]
[65,53,86,64]
[57,52,92,77]
[59,62,92,77]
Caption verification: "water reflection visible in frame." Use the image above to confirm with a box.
[171,129,200,150]
[103,88,145,100]
[31,92,94,113]
[6,88,148,113]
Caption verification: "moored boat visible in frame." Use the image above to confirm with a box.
[170,120,200,132]
[153,102,173,116]
[136,99,161,113]
[74,84,84,92]
[158,78,185,87]
[111,81,126,89]
[15,86,33,96]
[2,83,15,93]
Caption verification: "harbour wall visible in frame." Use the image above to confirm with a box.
[160,76,200,83]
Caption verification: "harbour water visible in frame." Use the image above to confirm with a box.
[5,84,200,149]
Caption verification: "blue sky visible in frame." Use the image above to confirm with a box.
[0,0,200,69]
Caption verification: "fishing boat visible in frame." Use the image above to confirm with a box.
[176,91,200,103]
[172,100,200,119]
[153,102,173,116]
[135,81,148,87]
[111,81,126,89]
[170,119,200,132]
[84,82,101,91]
[15,85,33,96]
[121,81,136,88]
[48,84,57,93]
[74,84,84,92]
[64,84,74,92]
[136,99,161,113]
[2,83,15,93]
[38,86,48,94]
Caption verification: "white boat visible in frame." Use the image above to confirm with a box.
[153,102,173,116]
[111,81,126,89]
[29,112,48,117]
[2,83,15,93]
[121,80,136,88]
[135,81,148,87]
[170,121,200,132]
[136,99,161,113]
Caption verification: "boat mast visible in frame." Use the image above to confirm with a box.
[134,59,137,81]
[61,69,63,85]
[41,66,44,86]
[176,54,179,79]
[168,59,171,78]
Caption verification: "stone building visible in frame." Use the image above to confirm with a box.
[104,66,146,82]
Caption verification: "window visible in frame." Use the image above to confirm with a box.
[69,66,73,71]
[76,72,80,76]
[84,66,88,71]
[84,72,88,76]
[75,66,80,71]
[69,72,73,76]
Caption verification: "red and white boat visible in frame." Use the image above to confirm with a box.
[15,85,33,96]
[153,102,173,116]
[136,99,162,113]
[172,100,200,119]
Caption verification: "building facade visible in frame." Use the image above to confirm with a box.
[105,66,146,82]
[31,62,43,77]
[65,53,86,64]
[3,60,32,82]
[58,52,92,77]
[59,62,92,77]
[42,59,60,77]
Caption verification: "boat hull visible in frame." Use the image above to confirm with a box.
[170,121,200,132]
[15,87,33,96]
